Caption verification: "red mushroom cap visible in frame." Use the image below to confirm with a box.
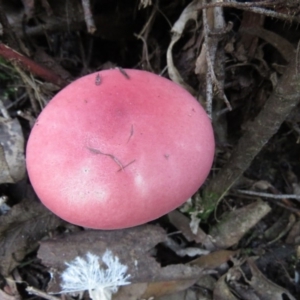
[26,69,214,229]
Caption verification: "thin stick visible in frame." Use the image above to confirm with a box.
[202,2,232,117]
[117,67,130,79]
[81,0,96,34]
[0,43,69,88]
[26,286,61,300]
[202,5,213,118]
[237,190,300,201]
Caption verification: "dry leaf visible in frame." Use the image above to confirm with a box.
[116,280,202,300]
[239,27,295,63]
[226,268,260,300]
[168,210,213,249]
[114,283,148,300]
[264,212,296,243]
[0,117,25,183]
[142,279,198,299]
[156,289,199,300]
[213,274,239,300]
[0,199,64,276]
[286,220,300,244]
[166,0,198,96]
[190,250,237,269]
[245,258,296,300]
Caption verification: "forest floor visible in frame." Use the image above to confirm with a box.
[0,0,300,299]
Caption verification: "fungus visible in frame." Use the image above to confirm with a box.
[26,69,215,229]
[60,250,130,300]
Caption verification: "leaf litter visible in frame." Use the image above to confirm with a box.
[1,0,300,299]
[0,198,64,276]
[38,225,207,299]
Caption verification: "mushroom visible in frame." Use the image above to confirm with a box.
[26,69,215,229]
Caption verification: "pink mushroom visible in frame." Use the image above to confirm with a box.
[26,69,214,229]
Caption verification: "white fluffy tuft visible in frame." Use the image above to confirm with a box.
[60,250,131,300]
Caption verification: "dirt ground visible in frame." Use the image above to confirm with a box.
[0,0,300,299]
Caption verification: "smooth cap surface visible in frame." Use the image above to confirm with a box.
[26,69,215,229]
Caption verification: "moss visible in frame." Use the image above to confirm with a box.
[198,191,220,221]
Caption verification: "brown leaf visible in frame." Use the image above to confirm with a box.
[141,279,198,299]
[0,199,64,276]
[166,0,198,96]
[238,11,265,59]
[190,250,238,269]
[114,283,148,300]
[240,27,295,63]
[168,210,213,248]
[116,279,199,300]
[156,289,200,300]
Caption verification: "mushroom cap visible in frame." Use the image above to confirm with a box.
[26,69,214,229]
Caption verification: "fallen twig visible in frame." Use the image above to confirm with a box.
[202,5,213,118]
[81,0,96,34]
[0,43,69,88]
[26,286,61,300]
[237,190,300,201]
